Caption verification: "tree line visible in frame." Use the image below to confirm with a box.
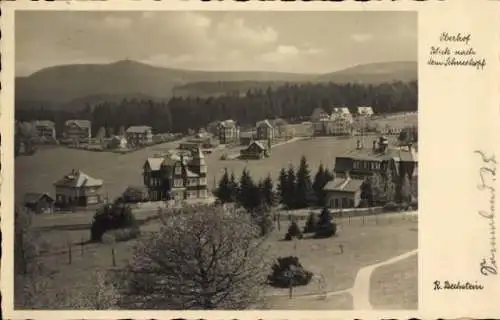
[217,154,417,213]
[216,156,335,212]
[16,80,418,136]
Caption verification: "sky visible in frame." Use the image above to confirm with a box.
[15,11,417,77]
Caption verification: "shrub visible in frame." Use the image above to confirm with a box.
[122,186,148,203]
[303,212,318,234]
[268,256,313,288]
[314,207,337,238]
[285,221,302,240]
[90,204,139,242]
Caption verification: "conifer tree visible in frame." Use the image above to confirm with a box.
[277,168,288,205]
[261,174,275,207]
[216,169,231,203]
[228,172,239,203]
[285,165,296,209]
[295,156,316,209]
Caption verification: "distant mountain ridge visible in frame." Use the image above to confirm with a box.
[16,60,417,110]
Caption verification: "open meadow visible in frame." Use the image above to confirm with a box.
[15,134,399,206]
[27,211,418,310]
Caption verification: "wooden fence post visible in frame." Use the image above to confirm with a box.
[112,245,116,267]
[68,241,72,265]
[80,236,84,257]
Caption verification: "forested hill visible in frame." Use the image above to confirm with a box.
[16,81,418,136]
[16,60,417,109]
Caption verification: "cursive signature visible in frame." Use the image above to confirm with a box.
[474,150,497,276]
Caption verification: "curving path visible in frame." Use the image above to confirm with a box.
[264,249,419,310]
[351,249,418,310]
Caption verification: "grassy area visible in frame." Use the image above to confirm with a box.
[26,212,417,309]
[369,254,418,310]
[265,216,417,296]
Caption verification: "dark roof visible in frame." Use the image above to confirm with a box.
[24,192,54,204]
[65,120,91,128]
[340,147,399,161]
[126,126,152,133]
[54,170,103,188]
[324,178,364,192]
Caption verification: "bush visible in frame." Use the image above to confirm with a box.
[122,186,149,203]
[303,212,318,234]
[314,222,337,238]
[285,221,302,240]
[90,204,139,242]
[314,207,337,238]
[268,256,313,288]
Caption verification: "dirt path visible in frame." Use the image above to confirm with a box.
[350,249,418,310]
[264,248,418,310]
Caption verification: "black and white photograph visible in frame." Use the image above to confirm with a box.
[14,10,418,310]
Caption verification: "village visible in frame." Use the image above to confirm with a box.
[15,103,418,310]
[19,106,417,215]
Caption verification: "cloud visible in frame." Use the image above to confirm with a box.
[214,17,278,49]
[259,45,322,64]
[351,33,373,43]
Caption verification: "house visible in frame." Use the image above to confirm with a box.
[256,119,276,142]
[333,136,418,181]
[64,120,92,142]
[218,119,240,144]
[239,131,255,146]
[109,135,127,149]
[23,192,55,214]
[323,173,365,209]
[240,141,270,159]
[143,147,208,201]
[357,106,374,117]
[53,169,104,208]
[332,107,353,122]
[310,108,330,122]
[126,126,153,146]
[34,120,56,139]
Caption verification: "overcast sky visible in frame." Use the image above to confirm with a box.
[16,11,417,76]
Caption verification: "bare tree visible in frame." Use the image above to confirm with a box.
[117,204,272,309]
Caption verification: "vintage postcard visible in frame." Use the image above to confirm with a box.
[1,0,499,318]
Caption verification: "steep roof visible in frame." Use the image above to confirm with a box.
[54,170,103,188]
[145,157,164,171]
[357,106,374,115]
[126,126,152,133]
[324,178,364,192]
[219,119,237,128]
[185,168,200,178]
[65,120,91,128]
[24,192,54,204]
[333,107,351,114]
[256,119,274,129]
[249,140,267,150]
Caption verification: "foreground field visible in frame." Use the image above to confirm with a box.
[370,254,418,309]
[25,211,418,310]
[15,135,398,206]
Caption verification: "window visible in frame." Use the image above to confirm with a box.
[174,179,183,187]
[199,178,207,185]
[175,166,182,175]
